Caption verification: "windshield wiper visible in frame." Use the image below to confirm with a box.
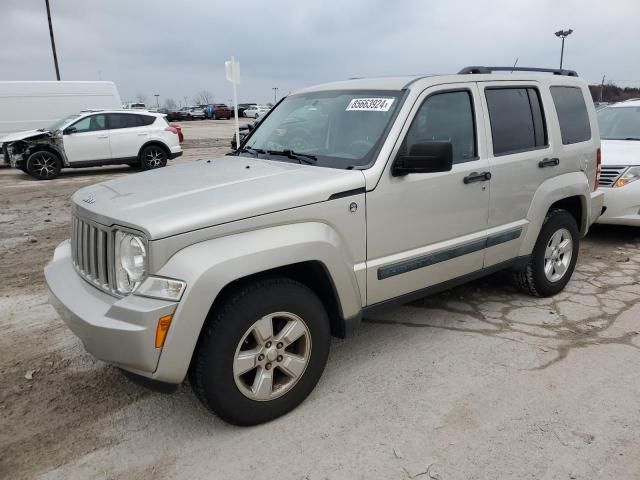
[238,146,265,157]
[266,149,318,165]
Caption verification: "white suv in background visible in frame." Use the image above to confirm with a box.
[2,110,183,180]
[596,99,640,226]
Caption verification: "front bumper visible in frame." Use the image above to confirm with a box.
[45,241,178,377]
[597,182,640,226]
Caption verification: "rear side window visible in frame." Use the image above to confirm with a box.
[485,87,547,155]
[403,90,477,164]
[550,86,591,144]
[109,114,138,129]
[137,115,156,126]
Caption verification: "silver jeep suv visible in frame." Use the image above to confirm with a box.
[45,66,604,425]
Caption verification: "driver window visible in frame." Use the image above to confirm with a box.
[404,90,476,163]
[70,114,106,133]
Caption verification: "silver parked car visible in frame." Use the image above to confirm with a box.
[45,66,603,425]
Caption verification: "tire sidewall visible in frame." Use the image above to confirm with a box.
[530,211,579,296]
[195,281,330,426]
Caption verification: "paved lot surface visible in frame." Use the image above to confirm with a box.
[1,120,640,479]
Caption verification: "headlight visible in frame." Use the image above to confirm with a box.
[115,231,147,294]
[614,166,640,187]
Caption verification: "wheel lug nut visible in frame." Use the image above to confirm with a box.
[277,342,283,349]
[277,355,283,362]
[258,354,265,361]
[265,341,272,348]
[265,363,272,370]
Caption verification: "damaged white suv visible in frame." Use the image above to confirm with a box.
[2,109,182,180]
[45,67,603,425]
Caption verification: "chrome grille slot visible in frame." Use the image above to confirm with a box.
[599,166,626,187]
[70,214,115,295]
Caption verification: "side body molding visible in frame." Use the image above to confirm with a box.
[519,172,590,256]
[152,222,363,383]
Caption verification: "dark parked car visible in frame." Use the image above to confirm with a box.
[211,104,233,120]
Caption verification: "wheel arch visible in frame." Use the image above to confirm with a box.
[151,223,363,384]
[519,172,590,256]
[138,140,171,160]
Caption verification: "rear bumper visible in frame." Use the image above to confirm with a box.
[45,241,179,377]
[597,183,640,226]
[169,151,183,160]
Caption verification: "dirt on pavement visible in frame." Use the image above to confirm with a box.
[1,121,640,479]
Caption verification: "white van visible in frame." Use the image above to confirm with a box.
[0,81,122,161]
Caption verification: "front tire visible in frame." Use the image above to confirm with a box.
[140,145,168,170]
[191,278,331,426]
[26,150,61,180]
[514,209,579,297]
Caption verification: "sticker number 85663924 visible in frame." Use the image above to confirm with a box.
[346,98,395,112]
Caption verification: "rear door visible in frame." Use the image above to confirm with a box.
[107,113,151,159]
[479,83,552,266]
[62,114,110,163]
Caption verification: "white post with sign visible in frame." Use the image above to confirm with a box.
[225,56,241,149]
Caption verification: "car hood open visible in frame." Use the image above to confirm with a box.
[601,139,640,166]
[73,156,365,240]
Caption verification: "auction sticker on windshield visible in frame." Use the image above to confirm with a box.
[346,98,395,112]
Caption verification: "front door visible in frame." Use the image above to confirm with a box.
[366,84,491,305]
[62,114,110,163]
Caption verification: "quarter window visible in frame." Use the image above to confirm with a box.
[403,90,477,164]
[69,114,106,133]
[485,87,547,155]
[550,86,591,144]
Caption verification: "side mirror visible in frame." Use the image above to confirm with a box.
[392,141,453,176]
[63,127,77,135]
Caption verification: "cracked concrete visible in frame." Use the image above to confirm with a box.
[1,121,640,479]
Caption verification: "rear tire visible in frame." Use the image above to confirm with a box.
[26,150,61,180]
[191,278,331,426]
[140,145,168,170]
[513,209,579,297]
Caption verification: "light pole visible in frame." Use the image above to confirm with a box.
[154,94,160,109]
[272,87,278,104]
[45,0,60,80]
[554,29,573,70]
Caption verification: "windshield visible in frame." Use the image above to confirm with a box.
[242,89,403,168]
[598,106,640,140]
[47,114,80,132]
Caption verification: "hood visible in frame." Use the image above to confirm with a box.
[601,139,640,166]
[1,129,50,143]
[73,156,365,240]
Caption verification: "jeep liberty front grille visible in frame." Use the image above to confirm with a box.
[70,215,117,295]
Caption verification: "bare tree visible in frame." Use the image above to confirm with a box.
[183,96,190,107]
[135,93,147,104]
[164,98,177,110]
[193,90,214,105]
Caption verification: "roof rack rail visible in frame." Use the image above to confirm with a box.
[458,66,578,77]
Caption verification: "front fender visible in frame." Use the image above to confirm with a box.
[151,222,362,383]
[519,172,590,256]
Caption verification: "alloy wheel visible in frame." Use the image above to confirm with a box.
[544,227,573,282]
[143,148,165,168]
[29,152,58,179]
[233,312,312,401]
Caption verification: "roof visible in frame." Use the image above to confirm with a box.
[294,71,586,94]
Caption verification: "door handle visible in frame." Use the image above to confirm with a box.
[137,133,148,136]
[463,171,492,184]
[539,157,559,168]
[96,135,108,139]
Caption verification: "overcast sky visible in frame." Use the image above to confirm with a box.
[1,0,639,106]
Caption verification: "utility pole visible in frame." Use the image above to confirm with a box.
[554,29,573,70]
[45,0,61,80]
[599,76,606,103]
[154,94,160,109]
[272,87,278,104]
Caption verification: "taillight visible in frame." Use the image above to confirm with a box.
[595,147,601,191]
[164,126,178,134]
